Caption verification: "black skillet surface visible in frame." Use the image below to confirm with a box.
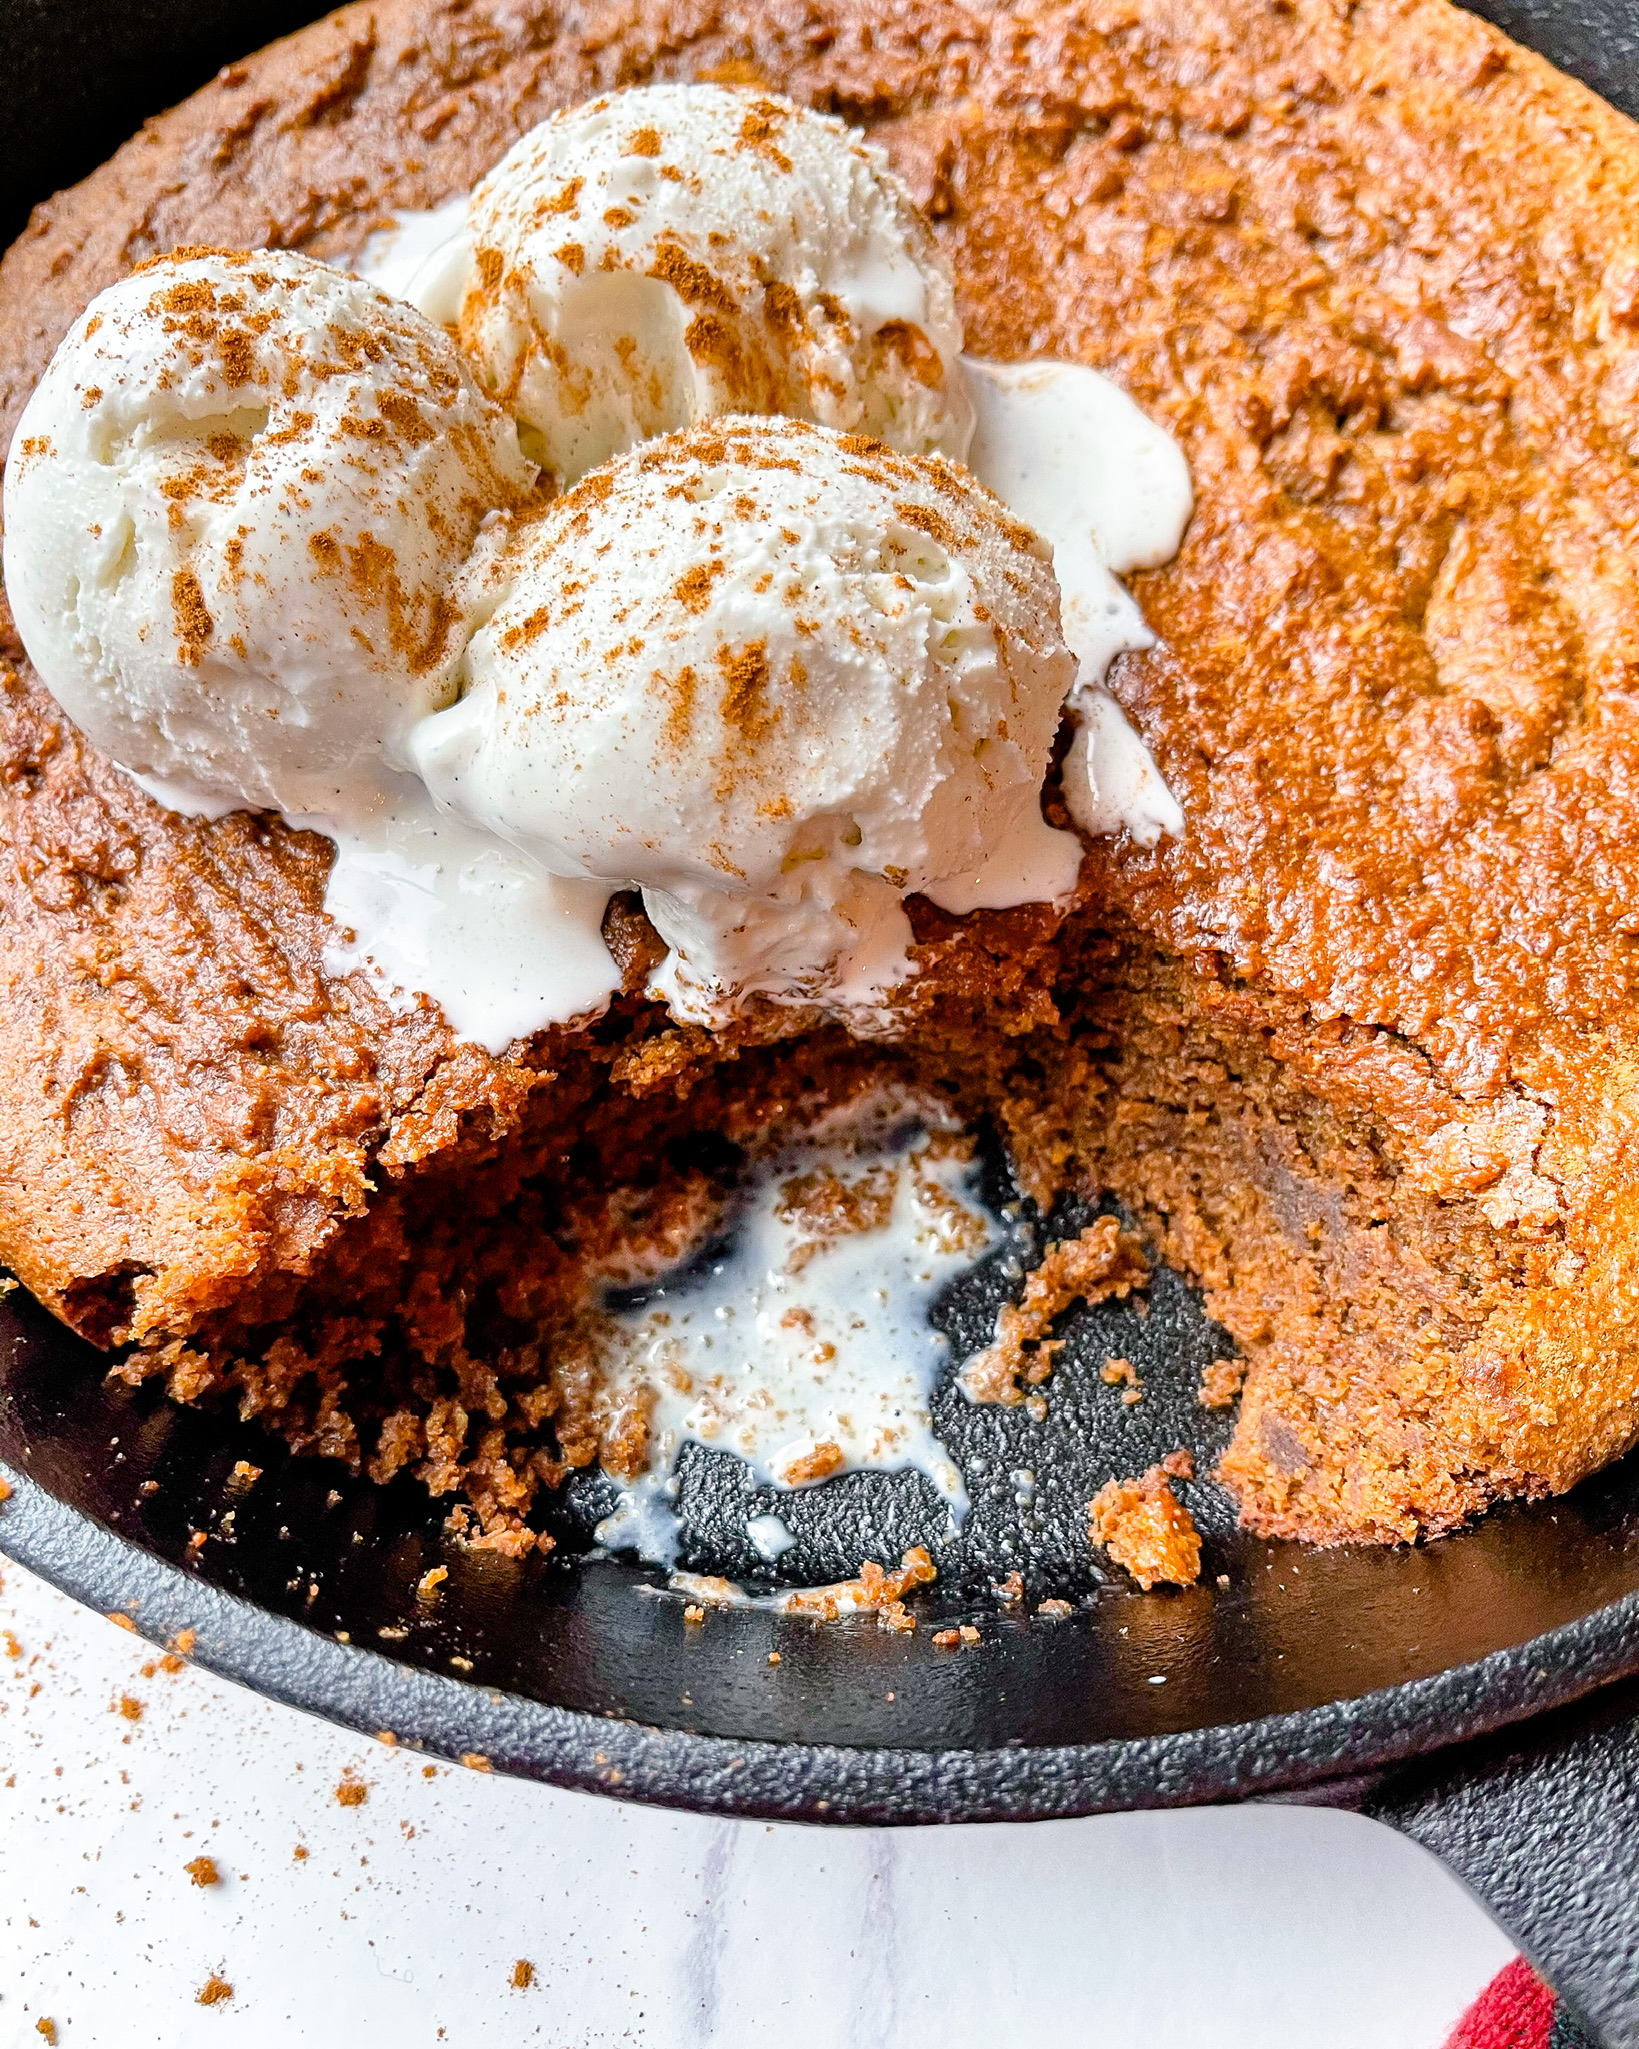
[4,0,1639,2040]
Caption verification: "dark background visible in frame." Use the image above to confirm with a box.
[0,0,325,251]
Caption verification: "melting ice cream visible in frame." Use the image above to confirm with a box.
[6,84,1194,1057]
[428,82,973,479]
[414,414,1084,1029]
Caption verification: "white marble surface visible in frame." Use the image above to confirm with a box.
[0,1558,1513,2048]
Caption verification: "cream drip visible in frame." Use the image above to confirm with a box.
[962,357,1191,846]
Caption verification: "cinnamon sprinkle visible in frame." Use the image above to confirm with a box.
[648,238,737,315]
[171,569,214,667]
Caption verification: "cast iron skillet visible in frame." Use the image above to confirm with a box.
[4,1,1639,2039]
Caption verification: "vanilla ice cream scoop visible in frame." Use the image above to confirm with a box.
[437,82,972,484]
[2,248,533,820]
[412,415,1084,1027]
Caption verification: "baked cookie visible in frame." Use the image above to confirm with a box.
[3,0,1638,1549]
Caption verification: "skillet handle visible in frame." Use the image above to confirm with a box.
[1332,1676,1639,2047]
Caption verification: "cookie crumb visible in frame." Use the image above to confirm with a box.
[511,1960,535,1989]
[1160,1448,1196,1480]
[963,1221,1148,1403]
[106,1612,137,1633]
[1198,1357,1245,1410]
[196,1977,233,2007]
[334,1773,368,1807]
[992,1571,1025,1606]
[460,1752,492,1773]
[766,1651,781,1665]
[171,1629,197,1656]
[115,1695,143,1722]
[35,2021,56,2043]
[783,1546,936,1626]
[683,1603,706,1624]
[1088,1467,1204,1589]
[186,1856,219,1887]
[416,1566,449,1602]
[1036,1598,1074,1617]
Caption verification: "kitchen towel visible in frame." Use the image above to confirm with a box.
[1445,1959,1598,2049]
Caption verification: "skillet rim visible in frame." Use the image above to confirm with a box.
[6,1454,1639,1824]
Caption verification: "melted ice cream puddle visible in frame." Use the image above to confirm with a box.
[352,203,466,301]
[589,1098,997,1566]
[356,195,471,320]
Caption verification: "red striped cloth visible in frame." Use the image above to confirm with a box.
[1445,1959,1597,2049]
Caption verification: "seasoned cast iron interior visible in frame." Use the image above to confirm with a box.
[4,0,1639,1793]
[7,1171,1639,1759]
